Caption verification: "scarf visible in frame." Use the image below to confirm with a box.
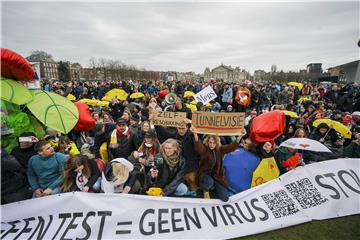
[164,154,180,169]
[110,127,131,148]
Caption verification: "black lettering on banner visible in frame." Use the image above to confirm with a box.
[201,207,218,227]
[115,221,132,235]
[183,208,201,230]
[60,212,83,240]
[1,220,20,239]
[285,178,328,209]
[158,209,170,234]
[350,170,360,186]
[338,170,360,194]
[315,175,340,199]
[251,198,269,221]
[261,190,300,218]
[28,215,53,240]
[139,209,155,236]
[222,204,243,225]
[171,208,184,232]
[97,211,112,240]
[52,213,71,240]
[14,217,35,240]
[77,211,96,240]
[325,173,349,198]
[234,201,256,223]
[216,206,228,226]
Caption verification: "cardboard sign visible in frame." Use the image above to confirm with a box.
[192,111,245,136]
[195,86,217,104]
[152,111,187,128]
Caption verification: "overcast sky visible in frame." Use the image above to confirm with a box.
[2,1,359,74]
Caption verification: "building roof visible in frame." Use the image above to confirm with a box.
[212,64,235,72]
[26,54,56,63]
[327,60,359,70]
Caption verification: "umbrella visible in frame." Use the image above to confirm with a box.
[224,148,261,193]
[0,78,33,105]
[288,82,304,90]
[26,90,79,134]
[130,92,145,99]
[313,119,352,139]
[183,91,195,98]
[79,99,109,108]
[280,138,331,152]
[298,97,311,104]
[104,89,128,101]
[282,110,299,119]
[67,94,76,101]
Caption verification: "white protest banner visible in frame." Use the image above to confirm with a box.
[152,111,187,128]
[279,158,360,220]
[1,159,359,239]
[195,86,217,104]
[192,111,245,136]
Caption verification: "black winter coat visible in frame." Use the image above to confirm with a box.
[155,126,200,173]
[145,153,186,196]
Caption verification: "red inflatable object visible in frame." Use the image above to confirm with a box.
[73,102,95,132]
[250,110,286,143]
[1,48,36,81]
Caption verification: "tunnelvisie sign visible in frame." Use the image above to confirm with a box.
[191,111,245,136]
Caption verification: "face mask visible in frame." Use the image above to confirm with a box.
[145,143,153,148]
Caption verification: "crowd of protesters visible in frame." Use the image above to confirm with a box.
[2,77,360,204]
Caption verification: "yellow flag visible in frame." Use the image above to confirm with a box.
[251,157,280,188]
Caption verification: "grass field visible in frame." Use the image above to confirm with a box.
[234,214,360,240]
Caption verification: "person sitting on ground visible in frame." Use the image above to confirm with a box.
[27,140,67,197]
[108,118,138,160]
[144,139,188,197]
[192,127,246,202]
[130,131,160,174]
[62,154,101,193]
[101,158,140,194]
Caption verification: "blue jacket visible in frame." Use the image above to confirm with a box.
[27,152,67,190]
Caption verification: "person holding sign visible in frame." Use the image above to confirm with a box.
[192,127,246,202]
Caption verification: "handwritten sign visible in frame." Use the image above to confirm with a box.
[152,111,187,128]
[195,86,217,104]
[192,111,245,136]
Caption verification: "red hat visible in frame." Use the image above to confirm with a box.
[159,89,169,98]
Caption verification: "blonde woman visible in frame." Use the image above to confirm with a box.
[101,158,140,194]
[145,139,188,196]
[192,128,246,201]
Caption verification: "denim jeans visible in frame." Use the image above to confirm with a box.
[202,174,229,202]
[91,177,102,193]
[172,183,188,196]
